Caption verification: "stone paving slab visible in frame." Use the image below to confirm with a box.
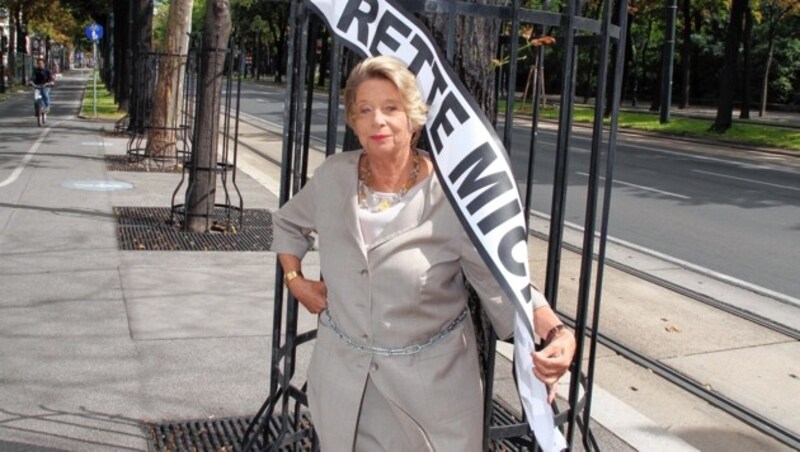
[662,341,800,432]
[122,262,277,340]
[594,354,792,451]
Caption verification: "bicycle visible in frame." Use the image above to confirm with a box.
[33,84,50,127]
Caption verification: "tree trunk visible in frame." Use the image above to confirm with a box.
[640,20,660,111]
[649,62,661,111]
[679,0,692,109]
[273,34,283,84]
[583,48,596,104]
[18,7,28,85]
[624,11,636,106]
[185,0,232,233]
[128,0,154,133]
[44,37,50,68]
[103,13,114,90]
[273,10,289,84]
[423,0,502,387]
[425,12,501,122]
[739,1,752,119]
[146,0,193,162]
[759,30,774,117]
[710,0,747,133]
[114,0,131,111]
[7,7,16,86]
[636,19,654,107]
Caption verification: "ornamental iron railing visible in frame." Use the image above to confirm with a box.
[241,0,629,450]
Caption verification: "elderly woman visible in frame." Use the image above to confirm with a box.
[272,55,575,451]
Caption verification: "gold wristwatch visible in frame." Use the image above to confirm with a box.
[283,270,302,286]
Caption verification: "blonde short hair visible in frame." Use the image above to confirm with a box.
[343,56,428,144]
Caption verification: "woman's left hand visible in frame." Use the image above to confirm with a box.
[531,330,576,403]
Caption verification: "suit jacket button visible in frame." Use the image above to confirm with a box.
[370,362,379,372]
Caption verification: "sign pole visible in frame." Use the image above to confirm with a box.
[93,40,97,117]
[85,23,104,118]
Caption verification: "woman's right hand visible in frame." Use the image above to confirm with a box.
[287,277,328,314]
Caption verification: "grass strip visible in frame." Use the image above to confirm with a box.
[501,101,800,152]
[81,74,125,120]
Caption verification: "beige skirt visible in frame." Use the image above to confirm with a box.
[353,376,482,451]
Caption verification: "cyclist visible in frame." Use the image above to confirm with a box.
[31,58,55,114]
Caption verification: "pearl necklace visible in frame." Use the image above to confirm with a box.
[358,150,421,213]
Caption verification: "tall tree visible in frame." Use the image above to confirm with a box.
[710,0,747,133]
[623,4,637,105]
[25,1,78,52]
[678,0,692,108]
[739,0,752,119]
[6,3,17,85]
[0,0,108,86]
[145,0,194,162]
[113,0,131,110]
[424,8,502,123]
[185,0,232,233]
[127,0,154,133]
[266,4,290,83]
[658,0,678,122]
[421,0,504,390]
[757,0,800,116]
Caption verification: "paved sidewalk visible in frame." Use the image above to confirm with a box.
[0,75,298,450]
[0,72,797,451]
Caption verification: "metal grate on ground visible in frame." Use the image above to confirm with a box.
[105,155,185,173]
[144,413,313,452]
[114,207,272,251]
[143,400,537,451]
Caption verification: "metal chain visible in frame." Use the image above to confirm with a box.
[320,307,468,356]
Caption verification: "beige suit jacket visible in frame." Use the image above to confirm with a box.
[271,151,545,450]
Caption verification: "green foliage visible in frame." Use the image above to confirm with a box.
[192,0,207,35]
[764,18,800,104]
[153,0,203,47]
[609,0,800,108]
[153,0,170,48]
[230,0,286,37]
[0,0,112,52]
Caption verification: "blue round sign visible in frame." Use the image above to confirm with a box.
[85,23,104,42]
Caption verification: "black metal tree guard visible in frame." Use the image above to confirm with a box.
[171,36,246,232]
[125,50,192,169]
[241,0,628,450]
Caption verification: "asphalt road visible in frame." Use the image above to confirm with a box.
[231,81,800,301]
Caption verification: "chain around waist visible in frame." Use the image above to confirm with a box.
[319,307,469,357]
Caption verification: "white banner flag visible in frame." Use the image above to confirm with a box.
[306,0,566,450]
